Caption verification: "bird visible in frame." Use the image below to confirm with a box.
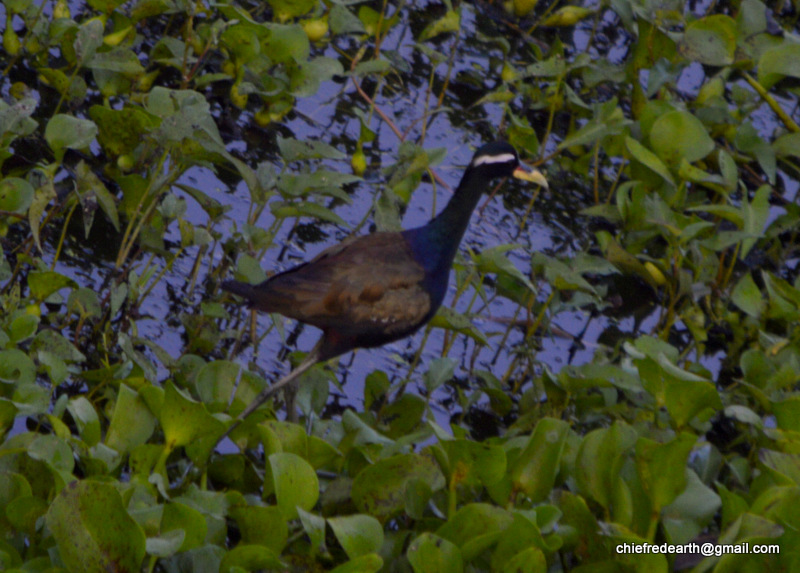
[217,141,547,443]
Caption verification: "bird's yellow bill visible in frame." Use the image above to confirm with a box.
[513,166,548,188]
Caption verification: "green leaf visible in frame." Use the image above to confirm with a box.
[278,136,346,162]
[759,42,800,89]
[330,4,366,35]
[160,381,225,451]
[218,544,284,573]
[161,501,208,552]
[105,384,157,456]
[46,480,146,573]
[418,9,460,41]
[510,417,570,502]
[436,504,512,560]
[649,110,714,166]
[266,452,319,520]
[407,532,463,573]
[44,114,98,161]
[680,15,737,66]
[423,357,456,393]
[328,514,384,560]
[635,433,696,512]
[429,306,490,345]
[66,397,101,446]
[732,273,763,318]
[27,271,77,302]
[352,453,445,519]
[625,136,675,186]
[329,554,383,573]
[0,177,34,214]
[229,505,287,553]
[270,200,347,226]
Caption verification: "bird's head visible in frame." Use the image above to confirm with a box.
[469,141,548,188]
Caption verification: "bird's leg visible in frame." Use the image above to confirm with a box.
[175,343,322,488]
[216,341,323,446]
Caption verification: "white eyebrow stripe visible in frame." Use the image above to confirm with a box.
[472,153,516,167]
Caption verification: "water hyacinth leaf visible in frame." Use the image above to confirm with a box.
[735,123,776,184]
[27,271,78,302]
[264,23,310,64]
[8,313,38,344]
[635,433,696,512]
[298,507,326,555]
[46,480,146,573]
[732,272,764,318]
[758,42,800,89]
[625,136,675,186]
[87,47,145,74]
[379,393,426,438]
[352,453,445,519]
[758,450,800,485]
[160,381,224,450]
[194,360,241,413]
[491,513,547,570]
[407,532,463,573]
[440,439,507,488]
[328,514,384,560]
[663,374,722,429]
[423,357,456,393]
[218,545,284,573]
[329,554,383,573]
[266,452,319,520]
[66,397,101,446]
[0,349,35,384]
[542,6,594,26]
[105,384,156,456]
[330,4,366,35]
[74,17,104,63]
[161,501,208,552]
[259,420,308,456]
[270,201,347,226]
[88,105,161,156]
[68,288,102,319]
[229,505,287,553]
[510,418,570,502]
[774,396,800,432]
[291,57,345,97]
[6,495,48,536]
[436,503,512,559]
[0,177,34,214]
[278,136,346,162]
[575,423,637,509]
[418,9,460,42]
[145,530,185,557]
[662,469,721,543]
[679,15,737,66]
[29,179,57,253]
[44,114,98,161]
[649,111,714,166]
[474,245,535,292]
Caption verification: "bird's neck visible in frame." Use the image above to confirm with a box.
[406,168,483,272]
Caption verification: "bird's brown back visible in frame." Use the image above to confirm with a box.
[224,232,432,343]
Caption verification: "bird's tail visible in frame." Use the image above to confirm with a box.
[221,279,289,313]
[221,280,258,300]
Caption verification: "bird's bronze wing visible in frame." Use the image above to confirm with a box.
[254,232,431,337]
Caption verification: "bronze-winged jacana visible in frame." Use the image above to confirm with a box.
[219,141,547,440]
